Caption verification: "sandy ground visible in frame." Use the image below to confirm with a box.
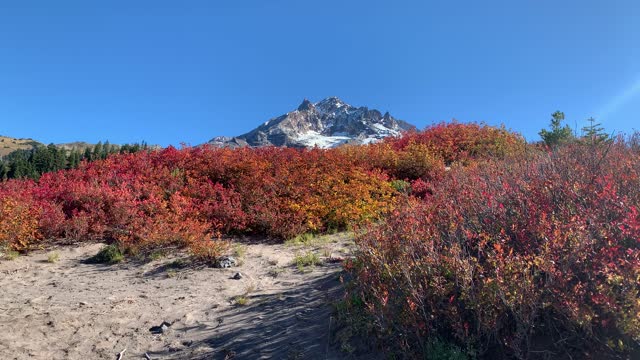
[0,233,363,359]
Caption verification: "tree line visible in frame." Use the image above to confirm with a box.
[0,141,149,180]
[539,111,611,146]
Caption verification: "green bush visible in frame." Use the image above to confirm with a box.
[89,244,124,264]
[390,179,411,194]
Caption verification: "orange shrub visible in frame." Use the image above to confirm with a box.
[395,142,445,181]
[0,182,41,250]
[387,121,526,165]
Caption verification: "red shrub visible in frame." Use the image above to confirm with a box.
[350,141,640,358]
[1,143,396,256]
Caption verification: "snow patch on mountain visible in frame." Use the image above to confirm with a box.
[295,131,352,148]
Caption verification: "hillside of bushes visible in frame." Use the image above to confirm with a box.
[1,121,638,358]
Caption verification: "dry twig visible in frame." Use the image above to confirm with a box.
[116,348,126,360]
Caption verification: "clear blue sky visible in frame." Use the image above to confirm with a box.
[1,1,638,146]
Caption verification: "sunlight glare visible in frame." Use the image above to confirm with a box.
[596,74,640,120]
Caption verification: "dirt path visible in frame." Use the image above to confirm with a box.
[0,234,359,359]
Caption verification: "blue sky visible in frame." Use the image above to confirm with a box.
[1,1,638,146]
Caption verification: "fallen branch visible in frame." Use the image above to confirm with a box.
[116,348,126,360]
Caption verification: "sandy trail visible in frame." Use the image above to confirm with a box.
[0,234,359,359]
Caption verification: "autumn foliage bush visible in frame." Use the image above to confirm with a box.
[387,121,526,165]
[339,122,524,184]
[338,141,446,183]
[0,180,41,251]
[348,139,640,358]
[0,145,396,259]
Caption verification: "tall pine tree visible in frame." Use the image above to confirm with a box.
[539,111,575,147]
[581,117,610,144]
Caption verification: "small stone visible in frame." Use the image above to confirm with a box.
[232,272,243,280]
[79,301,88,306]
[216,256,237,268]
[326,256,344,263]
[149,321,172,334]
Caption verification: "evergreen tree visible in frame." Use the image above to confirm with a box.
[32,145,55,174]
[47,143,67,171]
[0,162,8,180]
[68,148,81,168]
[57,148,67,170]
[539,111,574,147]
[9,157,36,179]
[581,117,610,144]
[102,140,110,159]
[83,147,92,161]
[92,142,103,161]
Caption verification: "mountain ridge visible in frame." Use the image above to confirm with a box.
[0,135,109,159]
[0,136,44,158]
[208,97,415,149]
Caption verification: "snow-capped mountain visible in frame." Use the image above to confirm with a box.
[208,97,415,149]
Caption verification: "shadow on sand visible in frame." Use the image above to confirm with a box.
[147,264,352,359]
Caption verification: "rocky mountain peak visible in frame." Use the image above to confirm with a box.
[315,96,347,113]
[208,97,415,149]
[297,98,314,111]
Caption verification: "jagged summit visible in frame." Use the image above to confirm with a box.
[297,98,314,111]
[208,97,415,149]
